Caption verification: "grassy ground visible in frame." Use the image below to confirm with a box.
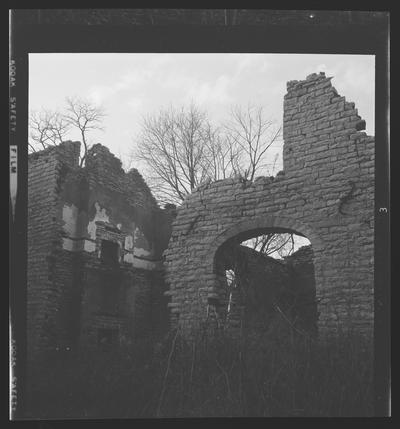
[25,326,373,419]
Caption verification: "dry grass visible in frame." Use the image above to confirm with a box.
[25,327,373,419]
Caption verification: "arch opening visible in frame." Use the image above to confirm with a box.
[213,227,317,340]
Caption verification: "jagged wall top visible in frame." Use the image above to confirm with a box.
[28,141,160,210]
[283,71,368,174]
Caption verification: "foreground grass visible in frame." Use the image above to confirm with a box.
[25,327,373,418]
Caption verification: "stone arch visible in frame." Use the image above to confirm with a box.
[204,215,325,276]
[202,216,324,324]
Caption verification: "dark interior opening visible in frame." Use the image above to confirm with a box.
[100,239,119,265]
[214,229,317,338]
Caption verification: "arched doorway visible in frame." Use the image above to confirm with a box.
[202,217,324,339]
[214,227,317,340]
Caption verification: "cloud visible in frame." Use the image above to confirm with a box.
[86,54,276,118]
[88,85,118,105]
[303,62,330,78]
[185,74,233,106]
[233,54,271,76]
[340,61,375,93]
[87,73,145,105]
[87,55,174,104]
[31,53,375,155]
[127,98,143,113]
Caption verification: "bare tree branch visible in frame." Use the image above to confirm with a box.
[136,104,232,203]
[29,98,106,166]
[64,96,106,166]
[29,109,69,149]
[28,142,37,153]
[135,102,289,258]
[135,102,281,205]
[243,232,300,258]
[224,104,282,181]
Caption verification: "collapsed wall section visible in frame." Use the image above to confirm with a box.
[62,143,166,268]
[28,141,173,360]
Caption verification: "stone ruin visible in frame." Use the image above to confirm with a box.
[28,142,175,359]
[27,72,374,362]
[164,72,374,339]
[213,243,317,338]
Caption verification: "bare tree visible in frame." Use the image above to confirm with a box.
[64,96,106,166]
[244,233,296,258]
[136,104,224,204]
[224,104,282,181]
[135,102,294,257]
[135,102,282,205]
[242,231,314,259]
[29,109,70,151]
[202,126,242,181]
[29,97,106,165]
[49,111,71,143]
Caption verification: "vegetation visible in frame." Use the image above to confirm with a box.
[29,97,106,166]
[135,103,281,206]
[25,326,373,419]
[134,102,297,256]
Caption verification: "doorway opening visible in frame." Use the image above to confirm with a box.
[214,227,317,338]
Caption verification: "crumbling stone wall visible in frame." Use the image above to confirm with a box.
[27,141,172,360]
[62,143,167,268]
[28,72,375,360]
[28,142,81,358]
[164,72,374,338]
[78,257,168,349]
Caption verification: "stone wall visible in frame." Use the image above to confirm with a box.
[27,142,80,358]
[27,141,172,360]
[164,72,375,338]
[62,143,166,268]
[78,256,168,349]
[28,72,375,359]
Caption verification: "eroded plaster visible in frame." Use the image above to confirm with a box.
[84,202,109,252]
[62,203,79,251]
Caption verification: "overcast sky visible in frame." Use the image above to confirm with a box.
[29,53,375,172]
